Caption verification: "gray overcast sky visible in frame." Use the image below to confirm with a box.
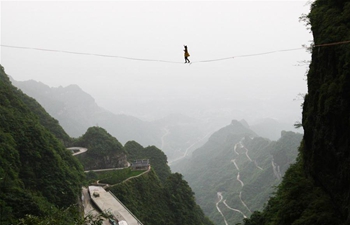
[1,1,312,126]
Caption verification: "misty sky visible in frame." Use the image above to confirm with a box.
[1,1,312,127]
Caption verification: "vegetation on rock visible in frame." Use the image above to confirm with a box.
[124,140,171,183]
[243,1,350,224]
[173,121,302,225]
[109,171,214,225]
[72,126,127,170]
[0,65,85,224]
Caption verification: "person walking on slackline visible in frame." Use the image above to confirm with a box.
[184,45,190,63]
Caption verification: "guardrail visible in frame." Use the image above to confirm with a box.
[108,191,144,225]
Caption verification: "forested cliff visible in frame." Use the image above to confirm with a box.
[303,0,350,222]
[243,1,350,224]
[172,120,302,225]
[0,65,85,224]
[0,64,213,224]
[73,127,128,170]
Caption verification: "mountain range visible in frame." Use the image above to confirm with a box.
[0,64,213,225]
[172,120,302,224]
[11,78,300,165]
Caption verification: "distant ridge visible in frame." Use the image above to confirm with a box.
[11,78,162,146]
[172,120,302,224]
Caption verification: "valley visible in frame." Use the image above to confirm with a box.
[11,78,301,165]
[3,0,350,224]
[6,75,304,225]
[171,122,303,224]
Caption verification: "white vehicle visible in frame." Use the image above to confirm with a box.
[118,220,128,225]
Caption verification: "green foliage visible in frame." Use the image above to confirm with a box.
[125,140,171,183]
[0,65,85,223]
[72,127,127,170]
[109,170,214,225]
[12,78,163,146]
[18,91,72,146]
[243,1,350,224]
[243,152,341,225]
[270,131,303,174]
[302,0,350,222]
[90,167,145,185]
[241,211,265,225]
[75,127,124,156]
[173,121,302,225]
[163,173,210,224]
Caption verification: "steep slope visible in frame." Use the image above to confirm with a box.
[12,82,72,146]
[173,120,302,225]
[0,65,85,224]
[11,79,162,146]
[72,126,128,170]
[302,0,350,221]
[11,79,218,163]
[78,133,212,224]
[243,1,350,224]
[109,170,214,225]
[124,140,171,183]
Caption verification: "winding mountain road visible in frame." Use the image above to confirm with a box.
[234,138,264,170]
[121,166,151,184]
[254,160,264,170]
[218,137,260,222]
[231,159,239,170]
[68,147,88,156]
[271,158,282,179]
[160,127,170,150]
[223,199,247,218]
[85,167,128,173]
[168,132,211,165]
[216,192,229,225]
[237,172,244,187]
[239,191,252,213]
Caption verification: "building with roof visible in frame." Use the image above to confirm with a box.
[130,159,150,170]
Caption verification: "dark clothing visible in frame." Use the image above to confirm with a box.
[184,46,190,63]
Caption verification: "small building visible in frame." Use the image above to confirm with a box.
[131,159,150,170]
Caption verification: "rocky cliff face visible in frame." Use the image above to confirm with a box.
[242,1,350,225]
[302,0,350,221]
[72,127,128,170]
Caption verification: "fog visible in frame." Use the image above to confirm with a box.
[1,1,311,128]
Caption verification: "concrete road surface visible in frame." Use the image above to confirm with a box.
[89,186,142,225]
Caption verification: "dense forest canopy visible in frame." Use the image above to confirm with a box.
[172,120,303,225]
[0,64,214,224]
[0,65,85,224]
[109,170,214,225]
[124,140,171,183]
[72,126,128,170]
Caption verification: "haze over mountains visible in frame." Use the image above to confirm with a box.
[11,78,301,164]
[172,120,302,224]
[7,76,304,225]
[0,65,215,224]
[3,0,350,224]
